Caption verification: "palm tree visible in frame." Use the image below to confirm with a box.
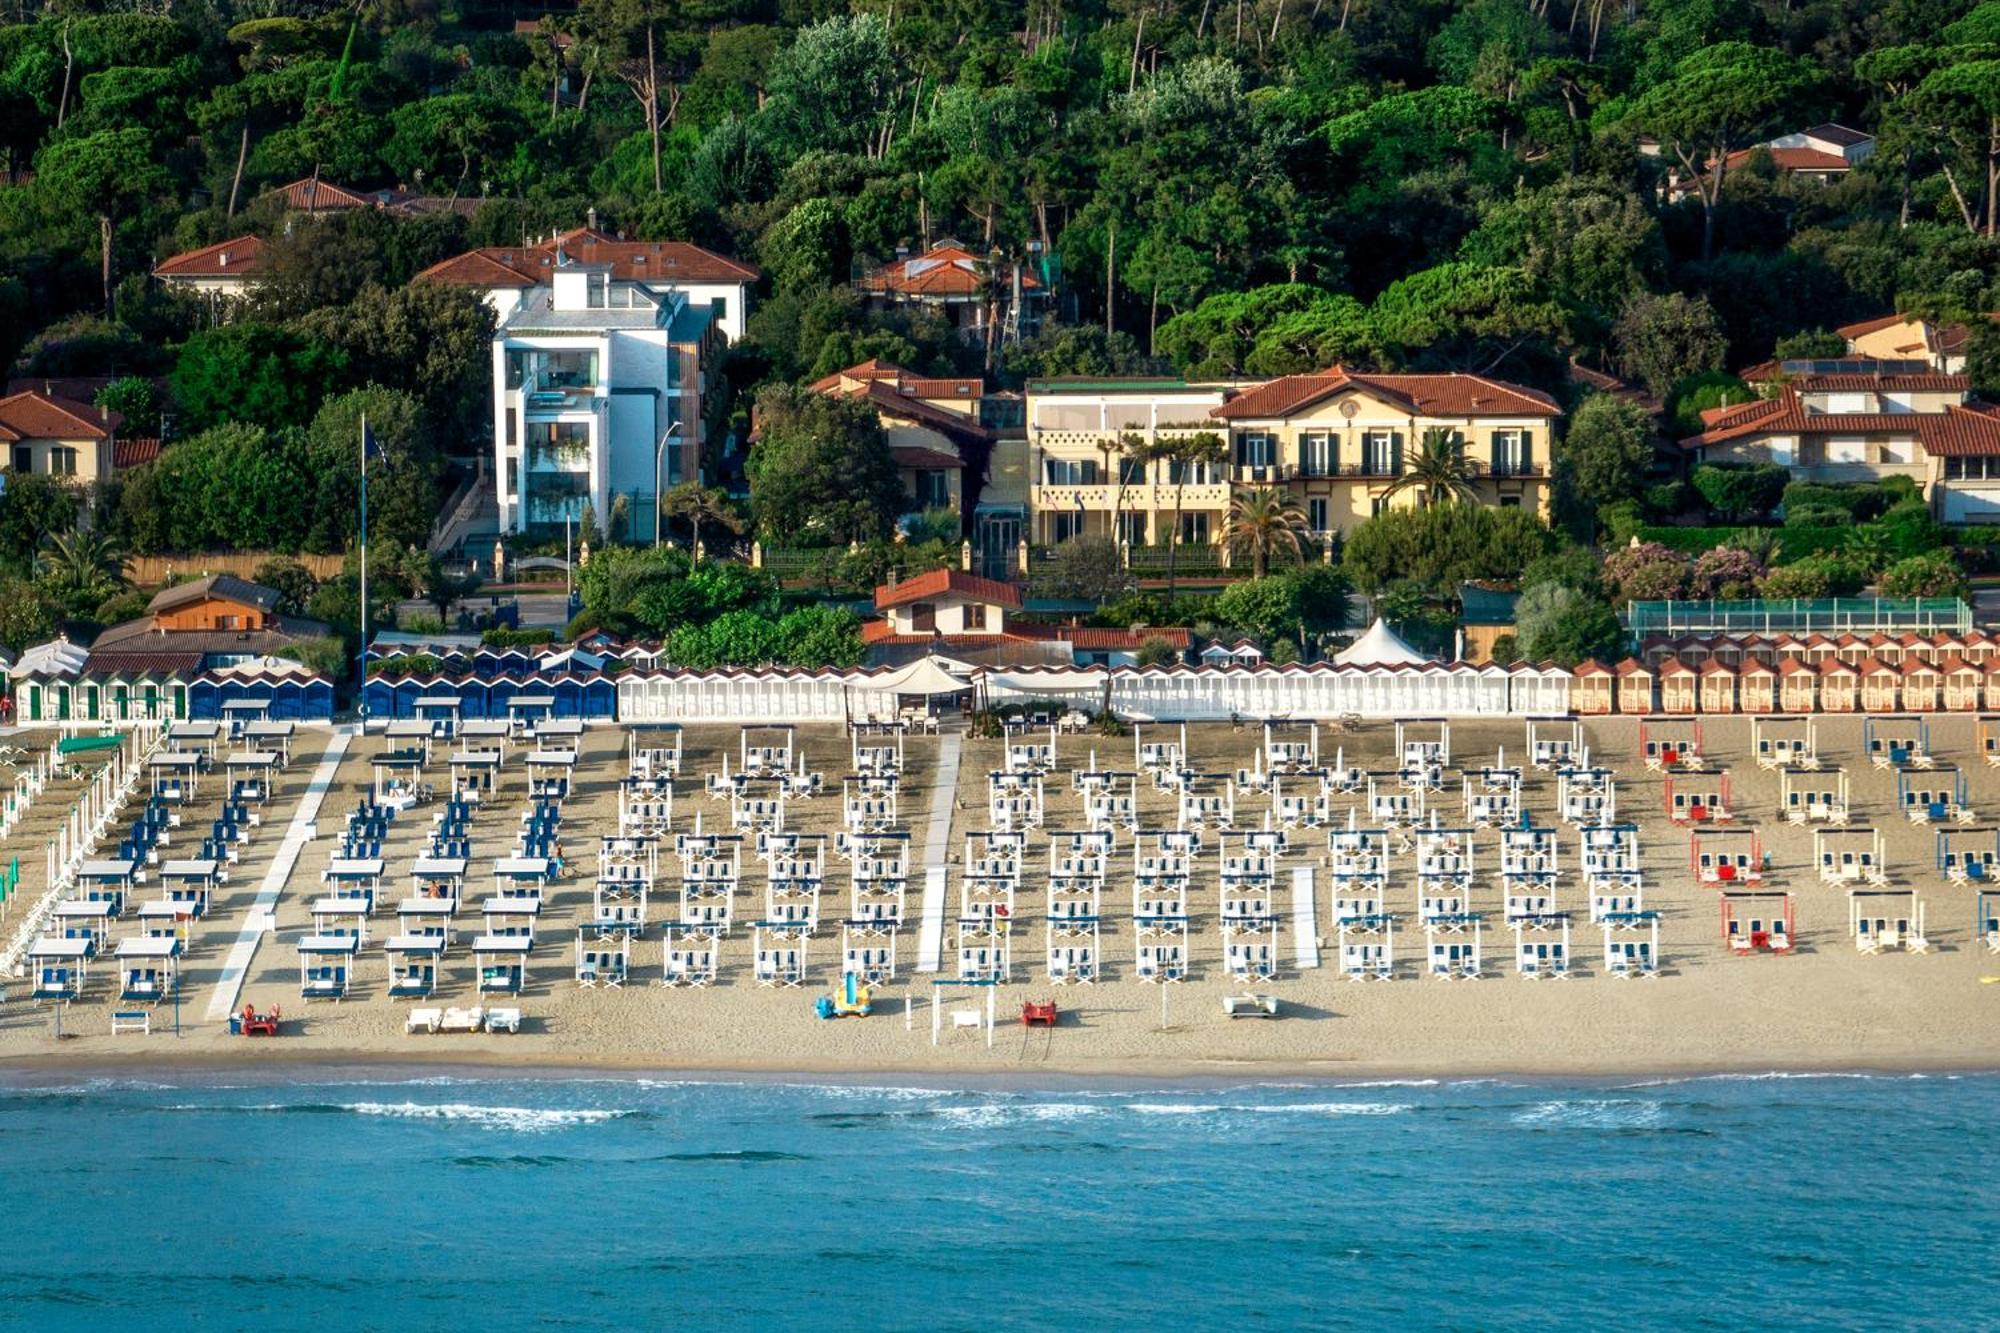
[1110,430,1148,546]
[36,529,125,614]
[1223,487,1311,579]
[1382,427,1478,510]
[662,482,743,564]
[1164,430,1228,604]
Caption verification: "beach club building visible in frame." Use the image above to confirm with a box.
[361,637,618,721]
[8,575,334,726]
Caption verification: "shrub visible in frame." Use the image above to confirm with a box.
[1878,552,1968,599]
[1666,370,1755,438]
[1691,546,1765,599]
[1781,481,1895,522]
[1602,541,1689,602]
[1514,583,1625,667]
[1784,504,1852,528]
[1759,553,1868,598]
[1692,462,1788,522]
[1522,546,1605,596]
[1135,635,1181,667]
[1487,632,1520,664]
[481,626,557,647]
[1601,499,1646,547]
[1643,481,1692,520]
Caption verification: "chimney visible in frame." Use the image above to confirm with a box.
[587,206,598,230]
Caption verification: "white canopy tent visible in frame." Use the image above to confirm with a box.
[1334,620,1432,668]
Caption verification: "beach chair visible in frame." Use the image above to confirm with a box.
[404,1007,442,1034]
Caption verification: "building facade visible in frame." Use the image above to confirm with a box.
[418,229,756,539]
[0,389,122,486]
[1024,378,1235,548]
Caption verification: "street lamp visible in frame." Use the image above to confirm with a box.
[652,420,685,547]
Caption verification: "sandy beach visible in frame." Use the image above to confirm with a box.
[1,713,1996,1081]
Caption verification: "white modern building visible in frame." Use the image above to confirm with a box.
[419,228,758,539]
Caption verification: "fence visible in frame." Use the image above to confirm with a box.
[124,552,345,586]
[1627,598,1972,639]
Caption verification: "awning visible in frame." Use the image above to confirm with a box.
[1333,619,1433,667]
[865,655,974,696]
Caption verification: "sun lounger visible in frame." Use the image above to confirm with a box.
[484,1007,522,1033]
[437,1005,485,1033]
[405,1007,442,1034]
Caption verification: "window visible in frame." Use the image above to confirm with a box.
[1372,496,1390,516]
[910,603,937,632]
[50,448,75,476]
[1117,512,1148,544]
[1878,439,1917,465]
[1499,495,1521,508]
[965,603,987,631]
[1307,498,1330,532]
[916,471,950,508]
[505,457,519,499]
[1235,432,1276,477]
[1181,512,1210,545]
[1491,429,1531,475]
[1299,433,1334,477]
[1048,511,1086,544]
[1825,437,1866,464]
[1361,430,1399,475]
[12,446,29,474]
[1169,456,1219,485]
[1119,456,1147,486]
[712,296,728,324]
[586,273,608,308]
[1042,457,1099,485]
[218,614,242,630]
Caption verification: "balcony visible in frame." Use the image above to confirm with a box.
[1031,481,1232,510]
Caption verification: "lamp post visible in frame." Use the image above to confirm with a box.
[652,420,685,547]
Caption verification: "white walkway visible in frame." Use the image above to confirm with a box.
[915,731,962,973]
[203,728,352,1021]
[1291,865,1320,969]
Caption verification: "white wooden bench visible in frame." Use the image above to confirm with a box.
[110,1010,150,1036]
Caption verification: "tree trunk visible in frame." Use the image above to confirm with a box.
[1235,0,1244,46]
[226,122,249,219]
[1148,280,1159,356]
[647,26,662,193]
[1988,116,1998,237]
[578,54,595,114]
[1587,0,1606,62]
[1105,221,1116,336]
[1942,162,1979,233]
[1196,0,1212,38]
[1268,0,1285,44]
[1128,11,1144,93]
[1166,480,1185,604]
[550,35,562,119]
[99,214,113,316]
[1337,0,1352,30]
[56,21,72,129]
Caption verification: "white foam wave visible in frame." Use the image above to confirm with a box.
[1617,1070,1941,1089]
[1512,1099,1664,1129]
[342,1101,627,1130]
[934,1102,1104,1127]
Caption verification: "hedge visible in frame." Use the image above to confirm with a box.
[1635,526,1850,563]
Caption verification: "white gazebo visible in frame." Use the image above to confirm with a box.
[1334,620,1433,668]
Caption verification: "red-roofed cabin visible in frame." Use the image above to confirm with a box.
[1697,659,1737,714]
[1943,658,1982,711]
[1739,658,1778,714]
[1658,657,1698,714]
[1818,659,1860,712]
[1860,658,1901,713]
[1779,659,1817,713]
[1615,658,1655,715]
[1902,659,1941,712]
[1571,660,1614,715]
[1985,660,2000,711]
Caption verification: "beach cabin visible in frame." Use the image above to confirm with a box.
[1614,658,1656,714]
[298,934,359,1000]
[1697,659,1737,714]
[1781,767,1849,825]
[1570,661,1614,715]
[1902,659,1942,713]
[1736,658,1776,714]
[1721,891,1794,955]
[473,934,531,994]
[1777,659,1817,713]
[116,936,180,1003]
[1985,662,2000,713]
[1657,658,1698,714]
[385,936,444,997]
[1945,660,1984,712]
[1859,658,1901,713]
[1817,659,1860,712]
[28,936,92,1001]
[1850,889,1928,954]
[1603,913,1660,978]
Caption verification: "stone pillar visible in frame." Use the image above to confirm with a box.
[960,540,973,572]
[1016,538,1029,576]
[750,540,763,569]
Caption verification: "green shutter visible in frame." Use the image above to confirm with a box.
[1391,431,1403,473]
[1520,431,1533,470]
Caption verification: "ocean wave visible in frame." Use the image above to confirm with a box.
[1615,1071,1945,1090]
[934,1102,1104,1127]
[344,1101,630,1130]
[1512,1100,1665,1129]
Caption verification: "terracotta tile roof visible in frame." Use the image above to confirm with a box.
[1681,387,2000,454]
[1909,404,2000,455]
[1803,371,1966,392]
[417,227,758,288]
[1818,658,1858,676]
[860,623,1055,647]
[1614,658,1653,676]
[857,245,1042,298]
[1699,659,1737,676]
[1211,367,1559,421]
[1838,313,1909,340]
[153,234,266,279]
[1726,146,1854,172]
[891,444,964,470]
[0,390,115,442]
[1056,627,1193,650]
[79,650,205,678]
[113,437,161,468]
[262,177,375,211]
[1572,659,1612,676]
[873,568,1022,612]
[146,574,280,616]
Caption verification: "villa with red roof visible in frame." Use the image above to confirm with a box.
[1680,362,2000,522]
[0,389,123,486]
[861,567,1190,668]
[856,242,1049,344]
[809,360,1000,524]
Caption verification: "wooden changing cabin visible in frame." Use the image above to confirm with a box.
[1902,658,1942,712]
[1817,658,1859,712]
[1859,658,1901,713]
[1657,657,1698,714]
[1945,659,1984,712]
[1778,658,1817,713]
[1570,660,1614,715]
[1697,659,1737,714]
[1614,658,1655,714]
[1737,658,1777,713]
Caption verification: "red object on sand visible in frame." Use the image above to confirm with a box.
[240,1004,281,1036]
[1021,1001,1058,1027]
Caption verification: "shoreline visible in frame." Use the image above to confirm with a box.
[0,1044,1993,1088]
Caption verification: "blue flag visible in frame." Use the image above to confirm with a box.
[362,419,383,464]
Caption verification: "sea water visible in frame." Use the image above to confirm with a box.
[0,1070,1992,1330]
